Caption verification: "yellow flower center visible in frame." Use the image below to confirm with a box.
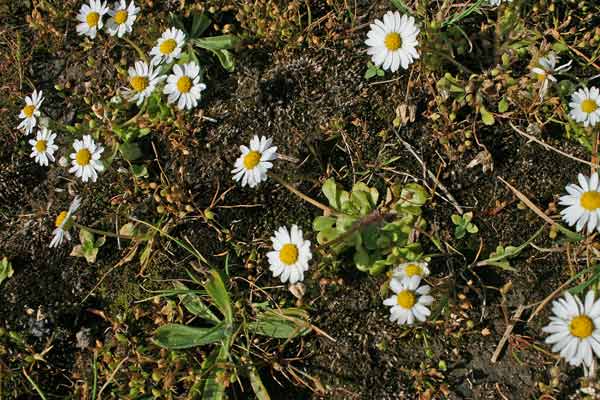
[23,105,35,118]
[86,12,100,28]
[580,191,600,211]
[114,10,128,24]
[159,39,177,55]
[35,140,47,152]
[129,76,148,92]
[55,211,68,228]
[396,290,416,309]
[384,32,402,51]
[177,76,192,93]
[404,264,422,277]
[582,99,599,114]
[570,315,594,338]
[279,243,299,265]
[76,149,92,166]
[536,72,546,82]
[243,151,261,170]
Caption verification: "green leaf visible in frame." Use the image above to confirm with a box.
[391,0,412,14]
[322,178,340,209]
[154,323,226,349]
[480,106,495,126]
[466,223,479,233]
[455,226,466,239]
[478,226,545,270]
[369,259,388,275]
[174,281,220,323]
[205,270,233,325]
[249,367,271,400]
[350,190,373,215]
[551,41,569,53]
[248,308,311,339]
[0,257,14,286]
[313,216,336,231]
[365,68,376,80]
[208,48,235,72]
[498,98,509,113]
[194,35,240,50]
[316,228,342,248]
[354,247,371,271]
[168,12,186,32]
[131,164,148,178]
[84,248,99,264]
[201,343,229,400]
[79,228,94,244]
[362,224,379,250]
[397,183,429,208]
[451,214,462,225]
[119,142,143,161]
[569,265,600,295]
[191,13,211,37]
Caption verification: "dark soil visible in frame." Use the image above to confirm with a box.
[0,1,595,399]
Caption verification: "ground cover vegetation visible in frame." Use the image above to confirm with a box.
[4,0,600,398]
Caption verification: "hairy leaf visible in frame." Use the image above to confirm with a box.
[154,323,226,349]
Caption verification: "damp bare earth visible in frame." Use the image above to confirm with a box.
[1,1,600,399]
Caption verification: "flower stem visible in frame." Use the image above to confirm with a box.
[592,127,598,175]
[268,172,336,215]
[122,37,147,62]
[75,223,135,240]
[421,45,474,75]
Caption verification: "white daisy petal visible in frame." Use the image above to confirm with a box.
[543,290,600,367]
[123,60,165,105]
[150,27,187,66]
[570,86,600,127]
[560,173,600,234]
[69,135,104,183]
[231,135,277,188]
[49,196,81,248]
[384,276,432,326]
[365,11,419,72]
[266,225,312,284]
[76,0,110,39]
[17,89,44,135]
[29,127,58,167]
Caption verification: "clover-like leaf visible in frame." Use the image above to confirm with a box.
[0,257,14,286]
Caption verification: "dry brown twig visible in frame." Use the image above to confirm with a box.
[509,122,599,169]
[491,305,525,363]
[396,134,464,215]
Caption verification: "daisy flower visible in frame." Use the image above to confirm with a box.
[149,28,186,66]
[559,173,600,233]
[383,276,433,325]
[231,136,277,188]
[569,87,600,127]
[18,89,44,135]
[365,11,419,73]
[76,0,110,39]
[267,225,312,284]
[163,62,207,110]
[489,0,512,5]
[392,261,430,280]
[530,53,572,100]
[123,60,165,106]
[105,0,139,38]
[49,196,82,248]
[69,135,105,183]
[29,128,58,166]
[543,291,600,368]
